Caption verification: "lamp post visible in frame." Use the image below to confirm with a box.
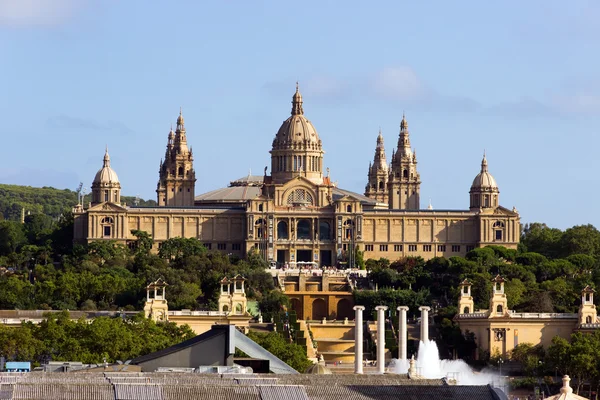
[499,358,503,376]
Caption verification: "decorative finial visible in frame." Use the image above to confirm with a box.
[327,167,330,177]
[291,82,304,115]
[179,106,182,116]
[296,81,299,92]
[560,375,573,395]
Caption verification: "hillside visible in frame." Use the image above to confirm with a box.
[0,184,157,220]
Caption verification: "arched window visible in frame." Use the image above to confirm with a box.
[403,169,408,179]
[343,219,355,240]
[496,282,501,291]
[297,219,311,240]
[277,221,289,240]
[286,189,314,206]
[222,305,229,312]
[496,305,503,315]
[463,306,470,314]
[378,181,384,190]
[346,205,352,213]
[178,166,184,176]
[463,286,469,294]
[101,217,114,238]
[586,316,592,324]
[235,303,243,315]
[319,221,331,240]
[255,218,265,239]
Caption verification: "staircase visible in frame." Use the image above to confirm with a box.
[308,322,356,364]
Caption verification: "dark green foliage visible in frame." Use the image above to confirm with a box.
[0,311,195,365]
[246,331,312,372]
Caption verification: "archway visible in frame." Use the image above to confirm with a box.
[290,298,303,320]
[336,299,353,320]
[463,306,470,314]
[297,219,311,240]
[312,299,327,320]
[277,221,289,240]
[235,303,243,315]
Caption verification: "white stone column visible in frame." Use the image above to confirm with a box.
[397,306,409,360]
[419,306,431,343]
[353,305,365,374]
[375,305,388,373]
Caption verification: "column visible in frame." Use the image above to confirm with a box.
[353,305,365,374]
[397,306,409,360]
[419,306,431,343]
[375,305,388,374]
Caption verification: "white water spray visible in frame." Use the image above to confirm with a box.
[389,340,505,387]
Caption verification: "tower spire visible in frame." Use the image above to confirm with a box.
[291,82,304,115]
[103,146,110,167]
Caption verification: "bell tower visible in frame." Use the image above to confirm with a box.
[364,129,389,204]
[157,109,196,206]
[388,114,421,209]
[489,275,508,318]
[143,278,169,322]
[579,285,597,326]
[458,279,474,315]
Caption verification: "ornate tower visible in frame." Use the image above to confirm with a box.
[470,152,500,210]
[157,109,196,206]
[91,147,121,206]
[489,275,508,318]
[270,83,324,185]
[388,114,421,209]
[364,129,389,204]
[458,279,474,315]
[143,278,169,322]
[579,285,597,326]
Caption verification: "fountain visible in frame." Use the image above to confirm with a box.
[355,304,503,387]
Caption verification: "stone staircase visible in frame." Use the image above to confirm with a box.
[308,321,356,364]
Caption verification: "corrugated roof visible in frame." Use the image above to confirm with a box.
[259,385,309,400]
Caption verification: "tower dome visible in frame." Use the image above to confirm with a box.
[93,148,120,185]
[270,83,325,184]
[91,147,121,205]
[469,152,499,210]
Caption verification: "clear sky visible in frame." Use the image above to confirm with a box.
[0,0,598,230]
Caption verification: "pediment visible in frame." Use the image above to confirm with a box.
[280,175,320,191]
[87,202,128,213]
[493,205,519,216]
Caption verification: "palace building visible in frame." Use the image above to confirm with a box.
[73,84,520,264]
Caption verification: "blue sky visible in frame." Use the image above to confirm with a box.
[0,0,599,230]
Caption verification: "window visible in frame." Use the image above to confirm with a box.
[452,245,461,252]
[179,188,182,192]
[365,245,374,251]
[408,245,417,252]
[343,244,347,251]
[463,286,469,294]
[586,316,592,324]
[423,245,432,252]
[379,245,388,252]
[394,244,402,252]
[101,217,114,224]
[495,230,503,240]
[204,243,212,250]
[287,189,314,206]
[103,226,111,237]
[217,243,227,250]
[187,188,190,192]
[496,305,503,315]
[258,204,263,212]
[104,191,109,202]
[346,205,352,213]
[277,221,289,240]
[466,245,475,252]
[232,243,241,251]
[463,307,470,314]
[297,219,311,240]
[437,245,446,252]
[319,221,331,240]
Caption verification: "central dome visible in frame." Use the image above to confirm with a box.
[270,84,325,185]
[272,83,322,151]
[93,148,120,185]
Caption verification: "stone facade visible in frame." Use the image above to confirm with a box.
[73,85,520,263]
[456,280,600,359]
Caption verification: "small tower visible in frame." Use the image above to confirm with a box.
[388,114,421,210]
[218,275,248,315]
[157,109,196,206]
[458,279,474,315]
[143,278,169,322]
[470,152,500,211]
[364,129,389,204]
[91,147,121,206]
[489,275,508,318]
[579,285,597,326]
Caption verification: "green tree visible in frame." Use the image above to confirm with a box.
[246,331,312,372]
